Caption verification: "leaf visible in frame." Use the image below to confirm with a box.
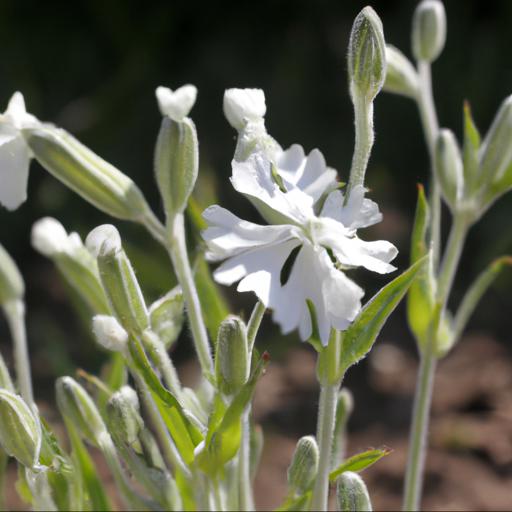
[329,448,391,481]
[462,101,481,194]
[340,257,426,374]
[194,254,230,342]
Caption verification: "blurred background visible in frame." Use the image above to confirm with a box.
[1,0,512,509]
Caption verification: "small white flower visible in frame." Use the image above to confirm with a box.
[155,85,197,122]
[0,92,40,210]
[223,88,266,130]
[31,217,74,257]
[203,150,397,345]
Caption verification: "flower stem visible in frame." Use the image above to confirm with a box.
[167,213,214,378]
[310,382,338,511]
[3,300,33,406]
[247,300,266,354]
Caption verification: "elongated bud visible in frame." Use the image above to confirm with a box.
[23,127,152,222]
[287,435,319,494]
[479,95,512,184]
[86,225,149,335]
[348,6,386,103]
[154,86,199,224]
[92,315,129,353]
[412,0,446,63]
[462,101,481,196]
[332,388,354,465]
[336,472,372,512]
[106,386,143,451]
[434,129,464,209]
[0,244,24,305]
[215,315,249,394]
[223,89,266,131]
[0,390,41,468]
[32,218,110,314]
[383,45,419,99]
[56,376,106,446]
[149,287,184,349]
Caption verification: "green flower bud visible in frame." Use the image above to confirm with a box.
[287,435,319,494]
[86,225,149,335]
[56,376,106,446]
[348,6,386,103]
[332,388,354,466]
[0,244,24,305]
[383,45,419,99]
[479,95,512,185]
[149,287,184,349]
[434,129,464,209]
[154,87,198,224]
[336,471,372,512]
[92,315,129,353]
[106,386,143,452]
[215,315,249,395]
[23,126,152,222]
[0,390,41,468]
[412,0,446,63]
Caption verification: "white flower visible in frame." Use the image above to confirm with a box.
[155,85,197,122]
[31,217,83,257]
[223,88,266,130]
[0,92,40,210]
[202,150,398,345]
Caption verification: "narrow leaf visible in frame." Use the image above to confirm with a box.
[462,101,481,194]
[329,448,391,481]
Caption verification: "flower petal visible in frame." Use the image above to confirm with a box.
[0,134,30,210]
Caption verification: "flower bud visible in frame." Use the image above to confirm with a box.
[215,315,249,395]
[155,85,197,122]
[348,6,386,103]
[154,112,198,223]
[434,129,464,209]
[23,126,152,222]
[149,287,184,349]
[92,315,129,353]
[223,88,266,131]
[383,45,419,99]
[332,388,354,464]
[479,95,512,184]
[106,386,143,452]
[86,225,149,335]
[56,376,106,446]
[30,217,69,257]
[287,435,319,494]
[336,471,372,512]
[412,0,446,63]
[0,244,24,305]
[0,390,41,468]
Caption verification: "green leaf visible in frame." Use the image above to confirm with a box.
[340,257,426,374]
[275,492,310,512]
[462,101,481,195]
[329,448,391,481]
[194,254,230,342]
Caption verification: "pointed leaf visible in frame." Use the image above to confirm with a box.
[462,101,481,195]
[329,448,391,481]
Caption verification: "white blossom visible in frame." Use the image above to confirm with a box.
[203,149,397,345]
[155,85,197,122]
[223,88,266,130]
[31,217,82,257]
[0,92,40,210]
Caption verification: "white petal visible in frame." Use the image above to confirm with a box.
[223,88,266,130]
[4,92,39,129]
[202,205,296,260]
[86,224,122,257]
[156,85,197,121]
[276,144,306,185]
[31,217,69,257]
[295,149,337,203]
[0,134,31,210]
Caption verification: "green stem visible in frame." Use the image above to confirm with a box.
[167,213,214,378]
[346,95,374,198]
[247,301,266,354]
[3,300,33,406]
[310,383,339,511]
[141,209,167,247]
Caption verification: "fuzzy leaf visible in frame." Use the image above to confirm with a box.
[329,448,391,481]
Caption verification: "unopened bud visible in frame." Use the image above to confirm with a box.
[106,386,143,451]
[0,390,41,468]
[149,287,184,349]
[31,217,69,257]
[0,244,24,305]
[383,45,419,99]
[56,376,106,446]
[479,95,512,184]
[336,472,372,512]
[434,129,464,209]
[287,435,319,494]
[215,315,249,394]
[86,225,149,334]
[332,388,354,465]
[223,88,266,131]
[156,85,197,122]
[412,0,446,63]
[23,127,152,222]
[92,315,129,353]
[348,6,386,103]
